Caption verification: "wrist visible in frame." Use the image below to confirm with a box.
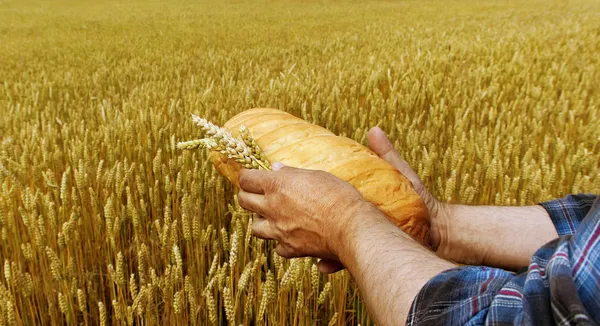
[429,201,455,253]
[335,202,388,264]
[338,201,455,289]
[433,203,490,265]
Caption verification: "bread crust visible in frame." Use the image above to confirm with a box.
[211,108,430,245]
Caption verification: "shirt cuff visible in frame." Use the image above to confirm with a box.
[539,194,597,236]
[407,266,513,326]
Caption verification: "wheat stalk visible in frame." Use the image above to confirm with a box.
[2,1,600,325]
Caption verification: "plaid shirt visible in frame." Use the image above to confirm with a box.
[408,194,600,326]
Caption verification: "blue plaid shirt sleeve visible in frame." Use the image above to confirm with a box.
[539,194,597,236]
[407,194,600,326]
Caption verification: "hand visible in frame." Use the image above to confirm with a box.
[366,127,557,270]
[237,163,372,266]
[366,127,451,252]
[317,127,454,273]
[239,163,456,325]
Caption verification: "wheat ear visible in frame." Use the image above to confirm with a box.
[177,115,271,170]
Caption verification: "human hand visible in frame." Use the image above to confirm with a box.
[237,162,374,270]
[366,127,561,270]
[238,161,457,325]
[366,127,451,252]
[314,127,454,273]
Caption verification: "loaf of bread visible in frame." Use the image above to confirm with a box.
[211,108,430,245]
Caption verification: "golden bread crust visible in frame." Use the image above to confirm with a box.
[211,108,430,245]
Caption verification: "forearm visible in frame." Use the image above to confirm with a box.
[339,206,455,326]
[439,204,558,270]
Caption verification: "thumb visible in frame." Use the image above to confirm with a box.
[367,127,422,188]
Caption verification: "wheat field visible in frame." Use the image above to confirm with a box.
[1,0,599,324]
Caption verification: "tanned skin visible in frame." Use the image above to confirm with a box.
[237,126,558,326]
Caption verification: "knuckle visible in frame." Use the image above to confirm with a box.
[238,171,248,189]
[315,170,328,176]
[314,170,332,182]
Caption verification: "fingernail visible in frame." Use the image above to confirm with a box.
[371,126,390,141]
[272,162,285,171]
[370,126,383,135]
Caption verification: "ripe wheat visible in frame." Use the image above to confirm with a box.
[0,0,599,325]
[178,116,271,170]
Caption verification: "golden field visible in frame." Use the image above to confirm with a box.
[0,0,599,324]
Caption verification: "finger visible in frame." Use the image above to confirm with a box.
[251,216,277,240]
[317,259,345,274]
[367,126,395,156]
[367,126,421,185]
[275,243,298,259]
[238,169,273,194]
[238,190,268,215]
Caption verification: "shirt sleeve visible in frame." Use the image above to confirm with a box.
[407,195,600,326]
[539,193,597,236]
